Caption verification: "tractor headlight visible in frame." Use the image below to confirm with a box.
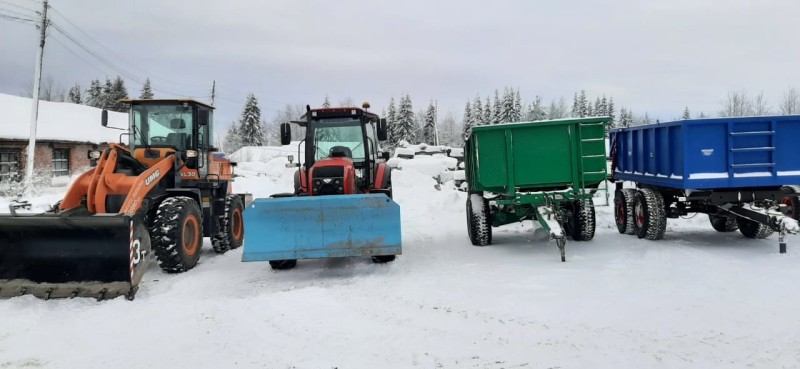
[88,150,102,159]
[186,150,199,158]
[333,179,341,185]
[314,179,322,186]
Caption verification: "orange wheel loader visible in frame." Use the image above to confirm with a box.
[0,99,245,300]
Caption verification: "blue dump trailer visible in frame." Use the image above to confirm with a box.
[610,116,800,252]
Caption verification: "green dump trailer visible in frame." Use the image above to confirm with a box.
[464,117,610,261]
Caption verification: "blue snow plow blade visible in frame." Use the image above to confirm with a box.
[242,194,402,262]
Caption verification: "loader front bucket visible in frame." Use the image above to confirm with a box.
[242,194,402,262]
[0,214,151,300]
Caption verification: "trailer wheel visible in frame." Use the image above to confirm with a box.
[466,193,492,246]
[709,214,738,232]
[737,217,774,239]
[614,189,636,235]
[152,196,203,273]
[269,259,297,270]
[565,199,596,241]
[780,187,799,220]
[632,189,667,240]
[211,195,245,253]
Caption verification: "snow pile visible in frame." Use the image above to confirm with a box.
[0,93,127,143]
[227,142,302,163]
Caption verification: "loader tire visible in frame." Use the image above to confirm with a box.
[467,193,492,246]
[632,188,667,240]
[564,199,596,241]
[737,217,774,239]
[269,259,297,270]
[212,195,245,253]
[709,214,738,232]
[152,196,203,273]
[372,255,396,263]
[614,189,636,235]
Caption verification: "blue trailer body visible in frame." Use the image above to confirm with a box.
[610,116,800,189]
[242,194,402,262]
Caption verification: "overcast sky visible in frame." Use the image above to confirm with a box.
[1,0,799,131]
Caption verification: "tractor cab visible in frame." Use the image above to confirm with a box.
[281,103,390,196]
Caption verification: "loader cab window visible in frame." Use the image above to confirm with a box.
[130,104,194,151]
[313,118,366,165]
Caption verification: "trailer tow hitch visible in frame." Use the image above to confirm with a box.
[721,204,799,254]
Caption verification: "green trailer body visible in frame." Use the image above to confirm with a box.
[464,117,610,261]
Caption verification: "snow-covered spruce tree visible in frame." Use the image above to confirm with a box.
[462,101,473,139]
[109,76,129,112]
[492,90,502,124]
[140,78,154,99]
[599,96,608,117]
[85,80,102,107]
[422,101,437,144]
[223,123,244,153]
[483,96,492,126]
[500,87,514,123]
[578,90,588,117]
[238,94,266,146]
[67,84,81,104]
[394,94,416,145]
[682,106,691,120]
[571,92,579,117]
[322,94,331,108]
[587,102,594,117]
[527,96,546,121]
[513,89,523,122]
[472,95,484,126]
[385,97,398,147]
[101,78,114,108]
[607,97,616,126]
[593,97,601,116]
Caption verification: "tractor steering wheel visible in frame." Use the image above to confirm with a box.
[150,136,168,144]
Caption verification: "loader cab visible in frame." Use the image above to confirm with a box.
[121,99,215,171]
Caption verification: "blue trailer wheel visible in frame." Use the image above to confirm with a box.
[632,189,667,240]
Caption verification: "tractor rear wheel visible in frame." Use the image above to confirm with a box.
[614,189,636,235]
[467,193,492,246]
[269,259,297,270]
[709,214,738,232]
[152,196,203,273]
[212,195,245,253]
[564,199,596,241]
[737,217,774,239]
[632,188,667,240]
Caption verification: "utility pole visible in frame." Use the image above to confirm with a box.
[210,80,215,105]
[24,0,49,196]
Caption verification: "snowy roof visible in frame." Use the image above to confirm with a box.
[0,93,128,144]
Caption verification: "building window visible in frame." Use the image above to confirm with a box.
[0,150,21,181]
[53,148,70,176]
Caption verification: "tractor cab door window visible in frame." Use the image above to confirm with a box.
[131,104,194,151]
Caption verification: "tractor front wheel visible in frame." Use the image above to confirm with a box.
[211,194,245,253]
[269,260,297,270]
[372,255,396,263]
[152,196,203,273]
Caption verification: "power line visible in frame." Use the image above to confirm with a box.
[0,0,38,13]
[0,6,37,18]
[49,7,213,92]
[0,12,37,25]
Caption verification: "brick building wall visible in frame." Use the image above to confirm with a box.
[0,139,107,181]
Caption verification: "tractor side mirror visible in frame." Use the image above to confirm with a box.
[381,151,390,161]
[280,122,292,146]
[184,152,199,170]
[101,109,108,127]
[198,109,209,126]
[377,118,388,141]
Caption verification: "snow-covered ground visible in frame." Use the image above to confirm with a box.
[2,155,800,368]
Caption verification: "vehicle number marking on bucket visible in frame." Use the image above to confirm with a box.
[131,239,142,264]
